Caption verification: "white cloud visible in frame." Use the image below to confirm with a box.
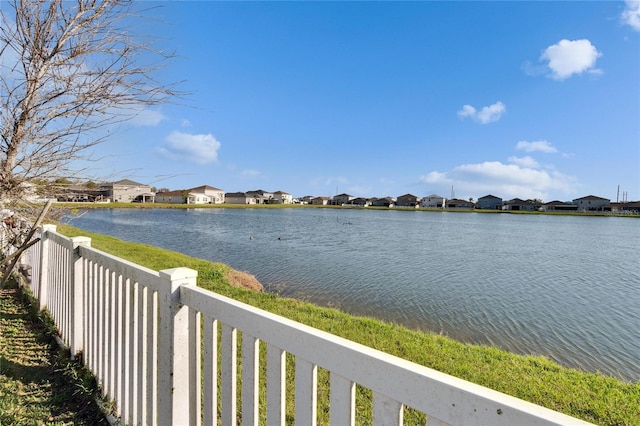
[158,131,221,164]
[130,108,166,127]
[508,155,539,168]
[419,161,577,200]
[540,39,602,80]
[181,119,192,127]
[457,101,506,124]
[622,0,640,31]
[516,140,558,153]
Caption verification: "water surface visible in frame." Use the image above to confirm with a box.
[69,207,640,382]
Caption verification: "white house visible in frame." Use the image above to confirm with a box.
[246,189,274,204]
[188,185,225,204]
[573,195,611,212]
[273,191,293,204]
[421,194,445,208]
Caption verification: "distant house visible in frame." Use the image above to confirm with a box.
[476,195,503,210]
[188,185,225,204]
[542,200,578,212]
[421,194,445,208]
[503,198,540,211]
[611,201,640,213]
[309,196,331,205]
[396,194,420,207]
[246,189,274,204]
[155,190,185,204]
[445,198,474,209]
[573,195,611,212]
[347,197,369,207]
[102,179,153,203]
[370,197,395,207]
[225,192,256,205]
[333,193,355,205]
[273,191,293,204]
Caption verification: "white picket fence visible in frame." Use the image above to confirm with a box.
[12,225,591,425]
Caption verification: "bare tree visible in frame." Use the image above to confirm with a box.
[0,0,180,205]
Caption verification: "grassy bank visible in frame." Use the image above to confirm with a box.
[57,224,640,425]
[0,279,108,425]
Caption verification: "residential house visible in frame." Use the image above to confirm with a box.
[189,185,225,204]
[396,194,420,207]
[611,201,640,213]
[370,197,395,207]
[155,190,185,204]
[445,198,474,209]
[421,194,445,208]
[309,196,331,205]
[542,200,578,212]
[347,197,369,207]
[101,179,153,203]
[333,193,355,205]
[225,192,256,205]
[246,189,274,204]
[503,198,540,211]
[573,195,611,212]
[273,191,293,204]
[476,195,503,210]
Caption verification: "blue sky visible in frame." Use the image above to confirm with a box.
[94,1,639,202]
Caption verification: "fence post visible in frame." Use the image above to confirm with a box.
[70,236,91,358]
[38,224,57,310]
[156,267,198,426]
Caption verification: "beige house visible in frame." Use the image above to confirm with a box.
[155,190,184,204]
[310,196,330,205]
[225,192,257,205]
[273,191,293,204]
[102,179,153,203]
[333,193,355,205]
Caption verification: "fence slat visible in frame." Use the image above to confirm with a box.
[156,268,197,426]
[189,308,201,426]
[221,323,237,426]
[242,333,260,426]
[203,316,218,426]
[295,358,318,426]
[267,344,286,426]
[373,392,403,426]
[330,373,355,426]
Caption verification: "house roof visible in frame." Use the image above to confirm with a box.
[189,185,222,192]
[156,190,183,197]
[225,192,248,197]
[111,179,147,187]
[573,195,610,202]
[478,194,502,200]
[397,193,419,199]
[423,194,444,199]
[274,190,291,195]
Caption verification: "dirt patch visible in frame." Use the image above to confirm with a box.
[225,269,264,292]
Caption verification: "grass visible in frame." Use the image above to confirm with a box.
[0,278,108,425]
[55,223,640,425]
